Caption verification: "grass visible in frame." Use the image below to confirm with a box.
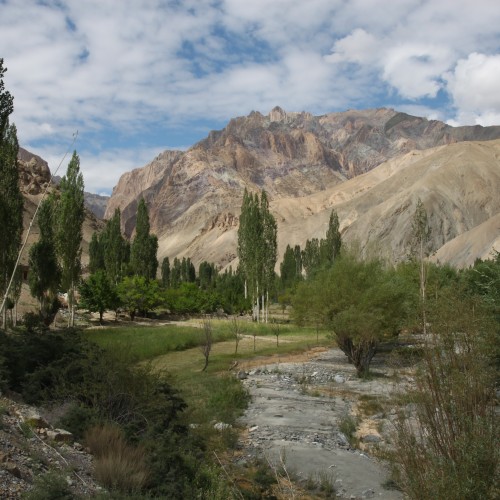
[85,323,234,362]
[85,320,330,433]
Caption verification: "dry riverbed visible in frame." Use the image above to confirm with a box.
[235,347,409,499]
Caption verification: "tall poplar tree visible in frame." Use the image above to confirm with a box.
[104,208,127,284]
[130,198,158,280]
[324,209,342,264]
[410,198,431,335]
[0,59,23,328]
[237,189,277,321]
[28,195,60,322]
[57,151,85,327]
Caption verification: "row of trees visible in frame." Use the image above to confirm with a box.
[279,209,342,292]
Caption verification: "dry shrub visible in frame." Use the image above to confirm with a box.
[85,424,149,493]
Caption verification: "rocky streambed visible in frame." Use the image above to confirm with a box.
[236,347,408,499]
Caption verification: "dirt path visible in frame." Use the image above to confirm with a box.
[236,348,404,499]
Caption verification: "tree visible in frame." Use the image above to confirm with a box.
[301,238,320,278]
[130,198,158,280]
[89,232,105,274]
[409,197,431,335]
[293,254,408,376]
[0,59,23,328]
[161,257,170,288]
[280,244,299,290]
[79,270,119,323]
[323,209,342,264]
[28,196,61,323]
[104,208,127,284]
[117,275,161,320]
[260,191,278,321]
[237,189,277,321]
[200,319,213,372]
[56,151,85,327]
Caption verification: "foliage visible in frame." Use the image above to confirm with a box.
[392,289,499,499]
[28,196,61,322]
[161,256,170,288]
[117,275,161,320]
[164,282,220,314]
[130,198,158,280]
[103,208,128,284]
[79,271,120,322]
[24,471,75,500]
[280,244,302,291]
[0,59,23,327]
[293,254,408,376]
[56,151,85,326]
[237,189,277,319]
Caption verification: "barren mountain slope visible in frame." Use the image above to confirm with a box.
[179,139,500,270]
[105,108,500,268]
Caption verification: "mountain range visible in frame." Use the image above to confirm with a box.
[104,107,500,270]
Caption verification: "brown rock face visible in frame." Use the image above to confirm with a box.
[105,108,500,269]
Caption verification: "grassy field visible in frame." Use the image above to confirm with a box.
[85,319,331,429]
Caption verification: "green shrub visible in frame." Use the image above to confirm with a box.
[23,472,75,499]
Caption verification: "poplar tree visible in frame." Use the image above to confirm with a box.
[161,256,170,288]
[104,208,127,284]
[28,196,61,322]
[324,209,342,264]
[0,59,23,328]
[57,151,85,327]
[410,198,431,335]
[130,198,158,280]
[89,232,105,274]
[237,189,277,321]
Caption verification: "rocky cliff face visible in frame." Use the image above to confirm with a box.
[105,108,500,269]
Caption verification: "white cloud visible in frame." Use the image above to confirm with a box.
[445,53,500,125]
[2,0,500,192]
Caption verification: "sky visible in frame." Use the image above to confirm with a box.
[1,0,500,195]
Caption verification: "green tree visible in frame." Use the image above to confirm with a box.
[117,275,161,320]
[0,59,23,328]
[79,270,119,324]
[104,208,127,284]
[89,232,105,274]
[237,189,277,321]
[28,196,61,323]
[301,238,320,278]
[323,209,342,264]
[409,198,431,335]
[293,254,408,376]
[130,199,158,280]
[56,151,85,327]
[280,244,299,291]
[161,256,170,288]
[260,191,278,321]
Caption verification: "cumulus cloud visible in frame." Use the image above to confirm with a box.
[1,0,500,192]
[445,53,500,125]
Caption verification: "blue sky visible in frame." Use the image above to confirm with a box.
[1,0,500,194]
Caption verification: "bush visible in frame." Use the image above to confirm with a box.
[392,292,499,499]
[24,472,75,499]
[85,425,149,493]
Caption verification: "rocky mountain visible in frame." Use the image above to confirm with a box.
[105,107,500,269]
